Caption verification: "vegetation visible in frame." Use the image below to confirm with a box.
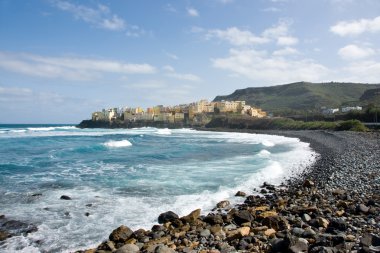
[214,82,380,116]
[205,116,368,132]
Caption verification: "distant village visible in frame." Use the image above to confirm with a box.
[91,100,267,124]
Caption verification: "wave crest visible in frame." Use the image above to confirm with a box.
[104,140,132,148]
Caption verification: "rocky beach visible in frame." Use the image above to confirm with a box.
[74,130,380,253]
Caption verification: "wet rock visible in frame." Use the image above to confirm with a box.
[233,210,254,226]
[216,200,230,209]
[0,230,11,241]
[235,191,246,197]
[109,225,133,243]
[60,195,71,200]
[181,209,201,224]
[114,243,139,253]
[204,214,224,225]
[31,193,42,197]
[158,211,179,224]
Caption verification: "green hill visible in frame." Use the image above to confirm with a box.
[213,82,380,115]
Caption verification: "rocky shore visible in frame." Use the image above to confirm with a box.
[74,130,378,253]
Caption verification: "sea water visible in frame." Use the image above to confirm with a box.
[0,125,316,252]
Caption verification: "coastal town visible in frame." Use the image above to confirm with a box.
[91,100,267,124]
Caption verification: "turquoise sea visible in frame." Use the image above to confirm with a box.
[0,125,316,252]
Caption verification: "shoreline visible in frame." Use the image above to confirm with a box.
[75,129,380,253]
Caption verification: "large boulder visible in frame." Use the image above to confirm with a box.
[109,225,133,243]
[204,214,224,225]
[233,210,254,226]
[157,211,179,224]
[114,243,139,253]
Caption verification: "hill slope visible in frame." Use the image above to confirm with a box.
[213,82,380,115]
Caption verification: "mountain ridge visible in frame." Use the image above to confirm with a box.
[213,82,380,115]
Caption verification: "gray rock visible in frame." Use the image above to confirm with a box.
[115,244,139,253]
[155,245,175,253]
[200,229,211,237]
[109,225,133,243]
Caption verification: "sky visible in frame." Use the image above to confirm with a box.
[0,0,380,123]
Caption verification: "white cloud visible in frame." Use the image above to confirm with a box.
[166,73,202,82]
[262,7,281,12]
[165,4,177,12]
[163,65,201,82]
[338,44,376,60]
[273,47,299,56]
[0,52,156,81]
[0,86,66,104]
[164,52,179,60]
[52,0,126,31]
[127,80,167,89]
[212,48,329,83]
[206,27,269,46]
[262,20,290,38]
[163,65,175,72]
[187,7,199,17]
[330,16,380,36]
[341,60,380,83]
[277,36,298,46]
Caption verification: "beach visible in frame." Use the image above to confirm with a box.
[76,130,380,253]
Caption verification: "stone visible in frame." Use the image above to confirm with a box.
[210,225,222,235]
[235,191,246,197]
[326,218,347,232]
[262,216,290,231]
[216,200,230,209]
[155,245,176,253]
[270,238,288,253]
[0,230,11,241]
[302,179,315,188]
[109,225,133,243]
[158,211,179,224]
[200,229,211,237]
[60,195,71,200]
[290,238,309,253]
[233,210,254,225]
[335,210,345,217]
[181,209,201,224]
[204,214,224,225]
[114,244,139,253]
[255,205,270,212]
[264,228,276,237]
[238,227,250,237]
[357,204,369,213]
[302,213,312,222]
[318,217,330,228]
[258,211,278,219]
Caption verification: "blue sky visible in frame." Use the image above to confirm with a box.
[0,0,380,123]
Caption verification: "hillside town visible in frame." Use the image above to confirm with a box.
[91,100,267,124]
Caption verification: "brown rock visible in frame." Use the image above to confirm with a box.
[336,210,345,217]
[318,217,329,228]
[264,228,276,237]
[216,200,230,209]
[210,224,222,234]
[181,209,201,224]
[258,211,278,219]
[109,225,133,243]
[262,216,290,231]
[0,230,11,241]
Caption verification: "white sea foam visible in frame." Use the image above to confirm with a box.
[156,128,172,135]
[257,149,271,157]
[103,140,132,148]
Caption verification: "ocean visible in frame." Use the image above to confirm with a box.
[0,125,316,252]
